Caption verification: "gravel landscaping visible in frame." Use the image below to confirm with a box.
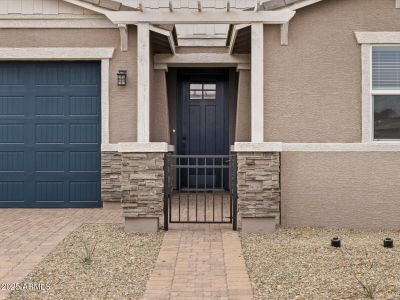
[241,228,400,300]
[7,224,164,300]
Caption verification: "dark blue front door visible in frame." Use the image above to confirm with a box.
[177,70,229,188]
[0,61,101,208]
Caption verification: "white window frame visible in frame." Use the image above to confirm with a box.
[357,32,400,143]
[363,44,400,142]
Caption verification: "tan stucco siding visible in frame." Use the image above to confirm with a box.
[0,28,137,143]
[281,151,400,229]
[264,0,400,143]
[150,47,170,143]
[235,69,251,142]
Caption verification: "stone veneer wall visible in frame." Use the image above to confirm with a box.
[101,152,122,203]
[237,152,281,227]
[120,153,165,224]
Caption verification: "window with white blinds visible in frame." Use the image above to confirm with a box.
[372,46,400,140]
[372,46,400,90]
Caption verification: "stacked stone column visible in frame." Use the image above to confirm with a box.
[237,152,281,233]
[101,151,165,233]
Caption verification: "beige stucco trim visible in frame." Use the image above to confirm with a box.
[105,10,296,25]
[0,47,114,146]
[0,47,115,60]
[232,142,400,152]
[361,44,373,143]
[137,23,151,143]
[251,23,264,143]
[355,32,400,44]
[0,19,116,28]
[154,53,250,66]
[101,59,110,145]
[101,143,173,153]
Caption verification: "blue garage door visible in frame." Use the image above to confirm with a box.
[0,61,101,208]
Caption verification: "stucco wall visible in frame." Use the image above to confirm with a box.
[264,0,400,143]
[235,69,251,142]
[150,45,170,143]
[0,27,137,143]
[281,151,400,229]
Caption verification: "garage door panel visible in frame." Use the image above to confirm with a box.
[0,151,24,171]
[35,151,64,172]
[0,61,100,208]
[34,64,66,86]
[35,181,65,203]
[0,96,26,116]
[0,64,27,86]
[70,151,98,172]
[35,96,65,116]
[0,182,25,203]
[35,123,65,144]
[70,181,99,202]
[0,123,25,144]
[70,63,100,86]
[70,123,98,144]
[70,96,99,116]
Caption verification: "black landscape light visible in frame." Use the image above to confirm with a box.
[331,237,341,248]
[117,70,127,86]
[384,238,394,248]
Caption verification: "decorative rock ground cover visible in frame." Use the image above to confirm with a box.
[7,224,163,300]
[241,228,400,299]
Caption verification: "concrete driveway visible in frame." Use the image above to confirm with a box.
[0,208,122,300]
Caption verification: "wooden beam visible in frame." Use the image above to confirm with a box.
[105,10,295,25]
[137,23,150,143]
[118,24,128,51]
[149,25,176,54]
[229,24,250,54]
[280,22,289,46]
[251,23,264,143]
[154,53,250,65]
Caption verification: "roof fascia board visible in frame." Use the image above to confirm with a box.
[281,0,324,10]
[63,0,111,15]
[104,10,295,25]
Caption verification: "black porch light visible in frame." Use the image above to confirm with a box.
[384,238,394,248]
[117,70,127,86]
[331,237,341,248]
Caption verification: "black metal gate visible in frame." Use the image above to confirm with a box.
[164,154,237,230]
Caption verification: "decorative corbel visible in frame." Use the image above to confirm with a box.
[118,24,128,51]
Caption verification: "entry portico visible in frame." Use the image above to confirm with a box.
[89,2,295,232]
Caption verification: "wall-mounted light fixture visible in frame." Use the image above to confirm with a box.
[117,70,127,86]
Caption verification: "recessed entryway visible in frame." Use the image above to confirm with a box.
[164,68,238,229]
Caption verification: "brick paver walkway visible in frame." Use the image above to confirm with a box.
[143,224,253,300]
[0,208,122,300]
